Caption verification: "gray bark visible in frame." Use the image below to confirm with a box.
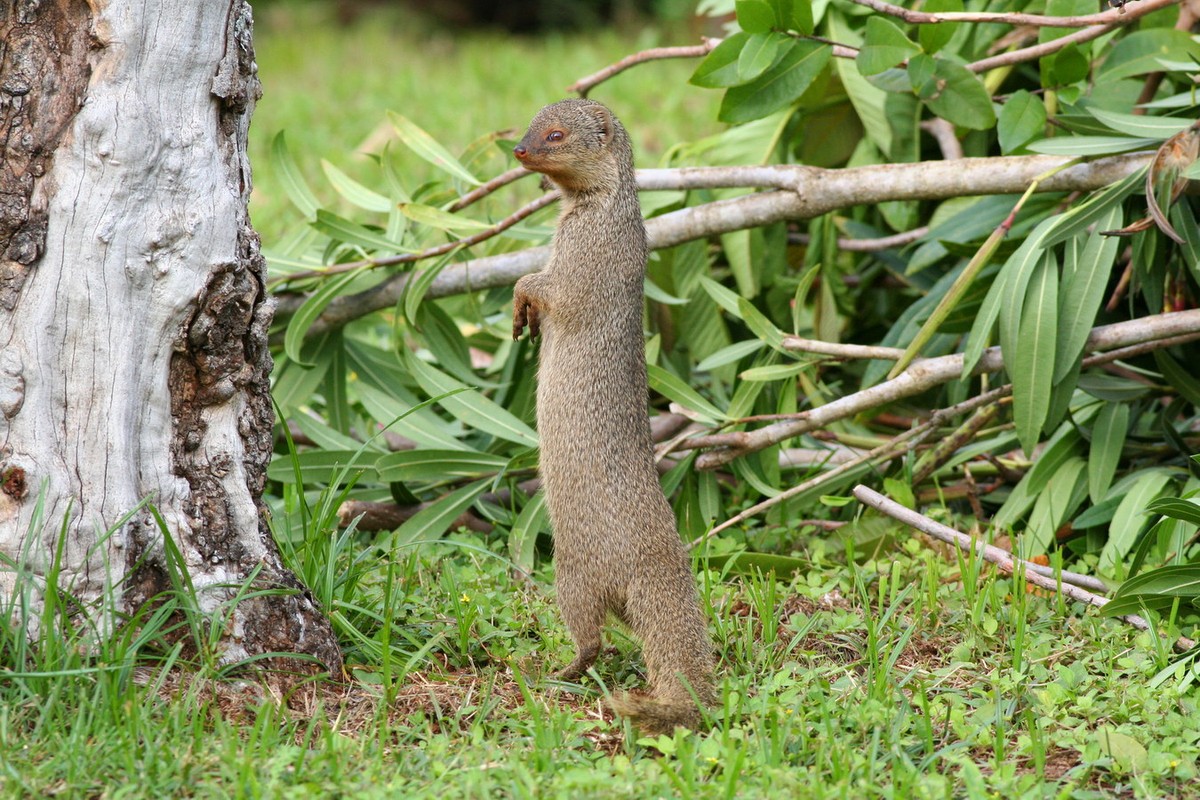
[0,1,340,672]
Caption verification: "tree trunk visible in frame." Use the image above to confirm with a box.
[0,1,341,673]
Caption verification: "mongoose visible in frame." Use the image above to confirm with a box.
[511,99,715,734]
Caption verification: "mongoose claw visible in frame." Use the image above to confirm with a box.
[512,300,540,340]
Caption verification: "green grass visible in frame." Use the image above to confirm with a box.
[248,2,722,244]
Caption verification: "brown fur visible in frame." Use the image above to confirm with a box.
[511,99,715,734]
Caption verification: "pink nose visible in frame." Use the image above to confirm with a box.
[514,145,528,160]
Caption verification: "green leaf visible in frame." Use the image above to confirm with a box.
[857,16,920,77]
[719,40,831,124]
[1025,456,1087,552]
[376,450,510,483]
[737,297,787,351]
[786,0,813,35]
[271,131,320,218]
[1098,29,1200,81]
[1055,205,1122,381]
[1100,470,1175,571]
[644,277,689,306]
[918,0,961,54]
[1042,166,1144,247]
[389,112,482,186]
[696,339,766,371]
[393,479,490,545]
[1088,108,1194,140]
[735,0,775,33]
[1102,564,1200,617]
[647,365,728,423]
[403,251,459,329]
[704,550,811,577]
[994,425,1082,529]
[284,267,371,367]
[997,90,1046,154]
[1146,498,1200,527]
[399,203,494,235]
[1089,402,1129,504]
[312,210,413,254]
[699,276,746,319]
[267,449,382,484]
[320,160,392,212]
[738,361,809,382]
[1010,252,1058,456]
[738,32,787,82]
[908,55,996,130]
[401,350,539,447]
[508,492,548,574]
[690,33,752,88]
[1025,136,1160,156]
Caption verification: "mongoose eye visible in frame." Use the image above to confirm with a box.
[547,130,564,143]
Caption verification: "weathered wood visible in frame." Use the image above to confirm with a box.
[0,1,340,672]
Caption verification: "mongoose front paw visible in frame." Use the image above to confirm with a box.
[512,297,541,340]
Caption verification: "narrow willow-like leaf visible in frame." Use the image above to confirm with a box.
[646,364,728,423]
[393,479,491,546]
[1042,166,1145,246]
[1145,497,1200,526]
[402,350,539,447]
[508,492,548,574]
[284,267,370,367]
[399,203,494,234]
[1100,564,1200,618]
[1055,206,1122,383]
[994,424,1083,529]
[266,449,382,484]
[1025,456,1087,552]
[737,297,787,351]
[377,450,509,483]
[699,275,746,318]
[1010,251,1058,456]
[1089,402,1129,504]
[739,361,809,382]
[1025,136,1160,156]
[354,382,468,451]
[312,210,415,254]
[389,112,482,186]
[320,160,392,212]
[696,339,765,371]
[1088,107,1194,140]
[403,250,460,328]
[1100,470,1175,571]
[271,131,320,218]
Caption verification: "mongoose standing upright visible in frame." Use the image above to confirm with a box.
[511,99,715,733]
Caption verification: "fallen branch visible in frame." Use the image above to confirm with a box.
[852,484,1197,653]
[279,152,1149,336]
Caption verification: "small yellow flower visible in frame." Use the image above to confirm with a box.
[460,593,471,603]
[706,757,719,765]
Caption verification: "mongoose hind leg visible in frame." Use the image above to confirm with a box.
[551,568,607,681]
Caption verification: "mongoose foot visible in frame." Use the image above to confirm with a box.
[512,297,541,340]
[551,645,599,682]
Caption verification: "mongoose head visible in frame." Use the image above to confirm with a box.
[513,98,632,196]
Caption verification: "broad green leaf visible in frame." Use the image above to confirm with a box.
[1010,252,1058,456]
[389,112,482,186]
[1089,402,1129,504]
[918,0,961,54]
[393,479,491,545]
[735,0,775,33]
[508,492,548,574]
[402,350,539,447]
[320,160,392,212]
[1089,108,1194,140]
[1093,728,1149,772]
[1098,29,1200,81]
[1101,470,1175,571]
[271,131,320,218]
[857,16,920,76]
[786,0,813,34]
[997,90,1046,154]
[647,364,728,423]
[1055,205,1122,381]
[719,40,831,124]
[738,32,787,82]
[1025,136,1160,156]
[376,450,510,483]
[399,203,494,235]
[690,33,752,88]
[284,267,370,367]
[908,55,996,130]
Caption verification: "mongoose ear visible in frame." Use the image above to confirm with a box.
[588,105,615,142]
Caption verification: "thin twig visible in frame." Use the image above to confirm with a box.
[781,336,906,361]
[852,485,1197,653]
[788,226,930,252]
[848,0,1170,27]
[920,119,963,161]
[448,167,537,212]
[568,40,720,96]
